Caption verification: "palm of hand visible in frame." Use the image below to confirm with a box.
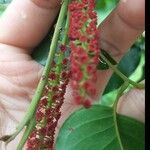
[0,44,78,149]
[0,45,42,148]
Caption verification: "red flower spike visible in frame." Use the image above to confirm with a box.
[79,35,88,42]
[71,80,78,89]
[27,0,99,148]
[87,65,95,74]
[69,0,100,108]
[40,98,48,106]
[52,86,59,92]
[61,71,68,79]
[27,47,70,149]
[39,128,47,136]
[62,58,69,65]
[36,110,44,122]
[75,95,83,105]
[49,72,56,80]
[45,108,52,116]
[88,87,97,97]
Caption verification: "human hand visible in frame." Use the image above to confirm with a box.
[0,0,145,149]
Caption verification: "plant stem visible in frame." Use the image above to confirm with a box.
[56,12,70,75]
[113,82,129,150]
[5,0,70,145]
[100,53,145,89]
[62,12,69,44]
[17,118,36,150]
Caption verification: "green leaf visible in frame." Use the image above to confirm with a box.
[55,105,144,150]
[103,45,142,95]
[31,32,52,66]
[129,51,145,83]
[117,115,145,150]
[100,89,119,107]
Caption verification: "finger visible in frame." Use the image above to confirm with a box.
[99,0,145,60]
[95,0,145,96]
[96,0,145,123]
[0,0,61,49]
[117,88,145,123]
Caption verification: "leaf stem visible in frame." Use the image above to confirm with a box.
[113,82,129,150]
[5,0,70,145]
[100,53,145,89]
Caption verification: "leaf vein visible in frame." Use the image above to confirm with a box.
[68,115,113,130]
[67,124,115,150]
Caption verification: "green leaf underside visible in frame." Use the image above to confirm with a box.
[103,45,142,95]
[100,36,145,106]
[55,105,144,150]
[31,31,53,66]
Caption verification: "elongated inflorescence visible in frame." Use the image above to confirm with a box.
[69,0,100,108]
[26,45,70,150]
[26,0,99,148]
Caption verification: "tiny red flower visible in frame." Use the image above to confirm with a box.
[60,44,66,52]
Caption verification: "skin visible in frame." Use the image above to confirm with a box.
[0,0,145,149]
